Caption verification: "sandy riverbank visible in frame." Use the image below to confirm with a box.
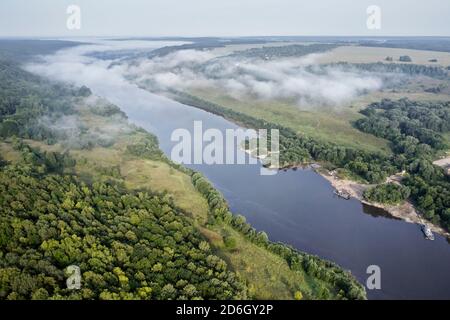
[242,147,450,239]
[433,156,450,168]
[317,168,450,239]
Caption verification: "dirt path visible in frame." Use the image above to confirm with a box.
[433,156,450,177]
[433,156,450,168]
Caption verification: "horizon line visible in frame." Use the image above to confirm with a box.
[1,35,450,40]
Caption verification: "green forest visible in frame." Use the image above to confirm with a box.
[356,99,450,229]
[227,44,338,60]
[0,146,247,300]
[0,51,365,300]
[320,62,449,80]
[363,183,411,205]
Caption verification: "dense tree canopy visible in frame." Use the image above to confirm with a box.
[0,60,79,143]
[0,148,247,300]
[363,183,411,205]
[320,62,449,80]
[355,99,450,230]
[227,44,338,60]
[356,99,450,152]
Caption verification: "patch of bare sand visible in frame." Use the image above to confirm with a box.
[317,169,450,239]
[433,156,450,171]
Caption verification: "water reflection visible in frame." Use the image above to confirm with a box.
[362,204,402,220]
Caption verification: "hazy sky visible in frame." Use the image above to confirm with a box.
[1,0,449,37]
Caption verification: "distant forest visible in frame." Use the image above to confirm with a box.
[358,38,450,53]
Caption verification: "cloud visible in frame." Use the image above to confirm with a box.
[26,40,389,110]
[25,39,189,90]
[33,97,133,150]
[125,48,385,107]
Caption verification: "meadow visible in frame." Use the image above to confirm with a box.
[189,87,392,154]
[315,45,450,66]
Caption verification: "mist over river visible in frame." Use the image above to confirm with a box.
[27,40,450,299]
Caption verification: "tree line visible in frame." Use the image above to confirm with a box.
[0,60,92,144]
[363,183,411,205]
[227,44,338,60]
[172,91,450,232]
[356,98,449,152]
[316,62,449,80]
[356,98,450,230]
[189,171,366,300]
[172,90,397,184]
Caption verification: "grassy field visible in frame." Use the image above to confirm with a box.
[0,142,21,162]
[185,42,450,156]
[189,87,392,154]
[314,45,450,66]
[350,89,450,107]
[444,132,450,147]
[121,159,210,222]
[24,136,211,224]
[211,43,450,66]
[210,226,334,299]
[187,68,450,156]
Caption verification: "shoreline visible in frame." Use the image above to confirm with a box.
[159,89,450,240]
[315,166,450,239]
[227,118,450,241]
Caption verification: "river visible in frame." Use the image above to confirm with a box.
[29,39,450,299]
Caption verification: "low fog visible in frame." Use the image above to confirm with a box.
[27,40,394,109]
[125,49,386,107]
[33,95,134,150]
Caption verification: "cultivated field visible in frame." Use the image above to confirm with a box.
[315,45,450,66]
